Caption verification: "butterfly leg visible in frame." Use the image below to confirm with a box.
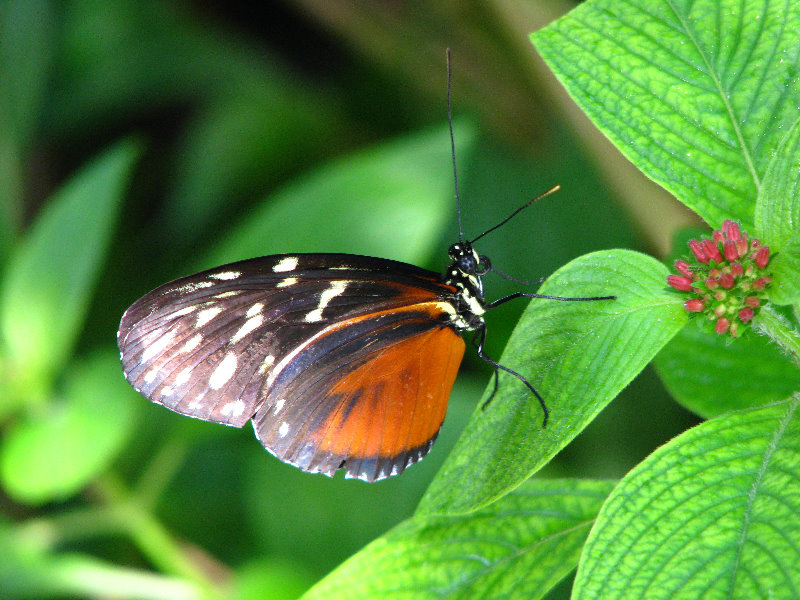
[472,325,549,427]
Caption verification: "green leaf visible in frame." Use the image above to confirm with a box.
[662,315,800,415]
[200,122,476,269]
[756,116,800,250]
[531,0,800,230]
[418,250,685,516]
[573,394,800,599]
[0,351,140,504]
[767,242,800,305]
[654,318,800,419]
[234,557,315,600]
[755,117,800,305]
[0,139,140,388]
[302,479,615,600]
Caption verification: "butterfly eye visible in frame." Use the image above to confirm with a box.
[456,253,478,274]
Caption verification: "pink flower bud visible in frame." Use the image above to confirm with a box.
[755,246,770,269]
[752,277,769,290]
[667,275,694,292]
[745,296,761,308]
[712,230,725,243]
[688,239,709,263]
[674,260,694,278]
[705,277,719,289]
[684,298,705,312]
[738,308,755,323]
[730,263,743,277]
[715,317,730,334]
[723,240,738,261]
[736,239,748,258]
[702,239,722,263]
[719,273,735,289]
[722,220,740,241]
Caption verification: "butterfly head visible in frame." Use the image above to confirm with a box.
[448,242,491,277]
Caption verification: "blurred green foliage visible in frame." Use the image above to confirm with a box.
[5,1,768,599]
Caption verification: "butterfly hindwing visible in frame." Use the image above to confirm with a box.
[252,305,466,481]
[118,253,465,478]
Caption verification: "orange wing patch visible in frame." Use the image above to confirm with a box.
[313,326,465,479]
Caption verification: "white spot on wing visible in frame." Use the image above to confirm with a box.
[246,303,264,318]
[273,257,298,272]
[231,314,263,343]
[160,386,174,397]
[173,281,214,294]
[180,333,204,354]
[141,329,177,362]
[214,291,240,299]
[273,398,285,414]
[276,277,297,288]
[188,391,206,410]
[210,271,241,280]
[171,305,199,318]
[196,306,223,328]
[221,399,246,418]
[305,280,348,323]
[209,353,238,390]
[175,366,193,387]
[278,422,290,438]
[144,367,159,383]
[257,354,275,374]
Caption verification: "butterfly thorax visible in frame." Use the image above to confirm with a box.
[442,241,487,332]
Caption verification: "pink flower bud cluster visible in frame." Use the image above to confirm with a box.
[667,220,771,337]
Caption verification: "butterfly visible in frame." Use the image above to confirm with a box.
[117,52,613,482]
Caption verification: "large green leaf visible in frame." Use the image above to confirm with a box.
[200,122,476,269]
[756,117,800,250]
[302,479,615,600]
[755,116,800,305]
[418,250,685,516]
[0,351,140,504]
[531,0,800,230]
[767,242,800,306]
[0,139,140,391]
[574,394,800,599]
[654,318,800,419]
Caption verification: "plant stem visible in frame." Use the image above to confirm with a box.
[96,474,228,600]
[754,304,800,366]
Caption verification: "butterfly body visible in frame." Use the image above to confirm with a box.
[118,242,488,481]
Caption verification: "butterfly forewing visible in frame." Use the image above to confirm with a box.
[118,253,465,479]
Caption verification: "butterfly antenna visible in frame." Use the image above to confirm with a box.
[470,184,561,244]
[446,48,464,242]
[489,264,546,286]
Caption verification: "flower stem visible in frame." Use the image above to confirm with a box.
[754,305,800,366]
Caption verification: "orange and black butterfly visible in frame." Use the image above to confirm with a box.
[118,237,612,481]
[117,52,613,482]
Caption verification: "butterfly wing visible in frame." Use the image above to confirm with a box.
[118,254,464,479]
[253,304,465,481]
